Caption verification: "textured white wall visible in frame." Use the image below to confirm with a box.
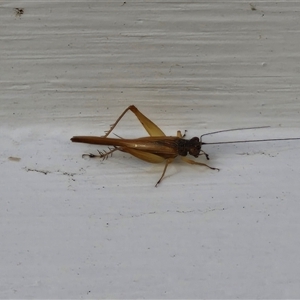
[1,1,300,298]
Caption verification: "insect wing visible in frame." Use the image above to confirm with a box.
[71,136,116,145]
[122,147,166,163]
[129,137,180,158]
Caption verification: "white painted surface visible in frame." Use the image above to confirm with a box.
[1,1,300,298]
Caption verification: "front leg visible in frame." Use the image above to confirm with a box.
[200,150,210,160]
[177,130,187,138]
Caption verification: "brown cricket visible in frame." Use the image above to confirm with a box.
[71,105,300,186]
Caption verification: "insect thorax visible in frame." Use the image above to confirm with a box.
[178,137,202,157]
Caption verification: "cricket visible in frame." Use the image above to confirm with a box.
[71,105,300,186]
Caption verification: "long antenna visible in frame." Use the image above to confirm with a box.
[200,126,300,145]
[203,137,300,145]
[200,126,270,139]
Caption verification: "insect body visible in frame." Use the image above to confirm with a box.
[71,105,218,186]
[71,105,300,186]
